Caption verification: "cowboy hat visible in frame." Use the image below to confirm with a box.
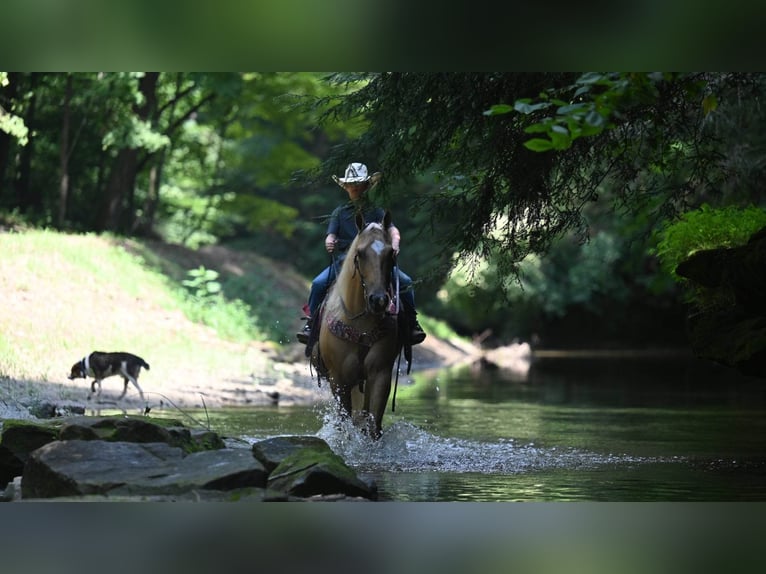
[332,162,382,188]
[338,162,370,183]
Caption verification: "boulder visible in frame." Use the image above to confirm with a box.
[21,439,269,499]
[0,420,59,487]
[2,415,376,501]
[676,225,766,378]
[252,435,330,472]
[266,439,377,500]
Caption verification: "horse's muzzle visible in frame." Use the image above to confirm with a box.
[368,292,390,314]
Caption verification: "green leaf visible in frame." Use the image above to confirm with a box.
[484,104,513,116]
[524,138,555,152]
[511,101,549,115]
[556,103,587,115]
[577,72,608,85]
[523,122,551,134]
[549,129,572,150]
[584,109,606,127]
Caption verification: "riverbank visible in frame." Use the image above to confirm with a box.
[0,229,484,421]
[0,337,478,424]
[1,332,482,421]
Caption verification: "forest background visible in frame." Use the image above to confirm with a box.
[2,72,765,350]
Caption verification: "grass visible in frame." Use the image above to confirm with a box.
[0,229,308,397]
[0,227,467,412]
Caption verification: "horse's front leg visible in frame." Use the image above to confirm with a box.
[330,381,353,419]
[364,369,393,439]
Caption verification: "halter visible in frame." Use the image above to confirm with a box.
[340,223,394,321]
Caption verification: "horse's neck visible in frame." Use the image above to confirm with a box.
[336,266,366,317]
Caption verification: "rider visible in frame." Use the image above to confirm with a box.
[296,162,426,346]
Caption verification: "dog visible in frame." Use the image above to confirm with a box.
[68,351,149,402]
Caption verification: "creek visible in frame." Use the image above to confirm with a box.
[150,352,766,501]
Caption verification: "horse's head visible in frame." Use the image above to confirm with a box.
[352,211,395,315]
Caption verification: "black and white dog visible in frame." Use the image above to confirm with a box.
[68,351,149,401]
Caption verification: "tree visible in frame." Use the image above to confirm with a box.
[315,73,765,283]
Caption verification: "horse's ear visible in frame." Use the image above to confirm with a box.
[355,211,365,231]
[383,210,392,230]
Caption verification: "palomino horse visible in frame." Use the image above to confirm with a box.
[311,211,401,439]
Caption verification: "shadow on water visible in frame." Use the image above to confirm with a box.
[148,351,766,501]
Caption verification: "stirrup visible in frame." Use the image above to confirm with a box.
[410,330,426,345]
[410,320,426,345]
[296,324,311,345]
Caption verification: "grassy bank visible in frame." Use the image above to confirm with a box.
[1,228,469,414]
[0,229,314,406]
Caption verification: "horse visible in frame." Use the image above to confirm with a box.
[311,211,402,439]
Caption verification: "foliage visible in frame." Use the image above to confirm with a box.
[487,71,628,151]
[182,266,222,300]
[0,72,351,242]
[0,72,28,145]
[4,72,766,347]
[491,72,721,154]
[317,73,763,283]
[655,204,766,280]
[435,231,629,339]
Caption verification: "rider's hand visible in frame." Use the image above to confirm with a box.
[389,227,401,255]
[325,234,337,253]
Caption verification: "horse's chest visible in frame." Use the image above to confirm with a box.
[326,315,396,347]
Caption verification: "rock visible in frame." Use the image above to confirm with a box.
[479,342,532,378]
[1,415,222,491]
[2,415,375,501]
[266,439,377,500]
[252,435,330,472]
[23,440,184,498]
[676,225,766,378]
[0,420,59,487]
[57,416,224,452]
[21,439,269,499]
[27,401,85,419]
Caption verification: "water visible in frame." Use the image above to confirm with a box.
[150,352,766,501]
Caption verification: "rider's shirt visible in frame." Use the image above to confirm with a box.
[327,200,390,254]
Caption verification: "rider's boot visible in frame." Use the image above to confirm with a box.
[296,323,311,345]
[410,315,426,345]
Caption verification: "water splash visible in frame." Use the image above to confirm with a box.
[316,403,660,475]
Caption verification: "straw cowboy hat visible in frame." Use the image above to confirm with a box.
[332,162,382,188]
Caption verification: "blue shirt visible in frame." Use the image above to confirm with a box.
[327,201,390,253]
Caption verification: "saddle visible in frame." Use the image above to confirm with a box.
[304,297,413,375]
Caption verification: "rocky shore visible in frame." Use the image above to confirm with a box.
[1,415,377,502]
[0,332,535,502]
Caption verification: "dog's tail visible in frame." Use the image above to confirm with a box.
[141,359,150,371]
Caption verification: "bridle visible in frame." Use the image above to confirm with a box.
[347,240,396,321]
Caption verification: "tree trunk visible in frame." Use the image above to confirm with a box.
[57,73,72,227]
[98,147,139,231]
[97,72,159,232]
[133,150,165,237]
